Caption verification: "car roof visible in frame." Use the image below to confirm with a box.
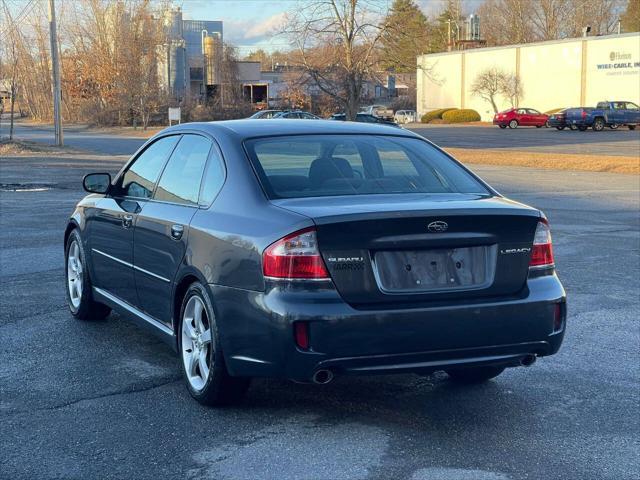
[164,119,416,140]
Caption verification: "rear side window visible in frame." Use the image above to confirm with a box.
[120,136,179,198]
[199,146,225,206]
[154,134,211,205]
[244,135,489,199]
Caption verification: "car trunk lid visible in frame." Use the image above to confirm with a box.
[271,193,540,307]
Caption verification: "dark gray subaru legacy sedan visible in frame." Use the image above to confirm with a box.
[65,120,566,405]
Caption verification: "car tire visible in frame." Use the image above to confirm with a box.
[545,120,550,128]
[536,125,542,128]
[556,126,566,130]
[609,124,619,130]
[577,125,588,131]
[592,118,605,131]
[508,120,518,129]
[569,124,578,130]
[629,125,637,130]
[179,282,251,406]
[499,125,507,129]
[65,229,111,320]
[446,366,505,384]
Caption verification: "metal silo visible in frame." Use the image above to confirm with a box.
[168,40,187,98]
[204,33,222,86]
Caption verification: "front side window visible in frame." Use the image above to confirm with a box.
[154,134,212,205]
[626,102,639,111]
[245,135,490,199]
[120,136,179,198]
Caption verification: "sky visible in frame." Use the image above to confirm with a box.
[4,0,485,55]
[177,0,485,55]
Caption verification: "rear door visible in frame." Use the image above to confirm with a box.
[88,135,179,306]
[133,134,212,325]
[515,109,528,125]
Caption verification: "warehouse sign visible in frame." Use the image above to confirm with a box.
[596,51,640,72]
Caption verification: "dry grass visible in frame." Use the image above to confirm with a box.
[0,140,53,155]
[445,148,640,175]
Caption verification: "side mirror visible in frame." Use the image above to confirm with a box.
[83,173,111,194]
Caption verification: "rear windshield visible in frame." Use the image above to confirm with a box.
[244,135,490,199]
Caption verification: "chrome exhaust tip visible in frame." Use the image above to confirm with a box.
[312,369,334,384]
[520,354,537,367]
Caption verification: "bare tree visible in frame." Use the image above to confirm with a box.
[499,73,524,108]
[1,0,25,138]
[566,0,623,37]
[478,0,623,46]
[284,0,388,120]
[470,67,505,113]
[530,0,572,40]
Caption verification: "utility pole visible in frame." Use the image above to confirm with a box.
[48,0,63,146]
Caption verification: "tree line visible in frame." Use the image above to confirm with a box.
[1,0,637,126]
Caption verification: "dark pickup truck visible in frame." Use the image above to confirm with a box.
[565,101,640,131]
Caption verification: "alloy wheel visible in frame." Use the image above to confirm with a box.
[509,120,518,129]
[593,118,605,131]
[67,240,83,308]
[181,295,213,391]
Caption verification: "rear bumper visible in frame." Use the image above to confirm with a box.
[210,274,566,382]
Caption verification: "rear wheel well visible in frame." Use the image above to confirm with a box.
[173,275,200,336]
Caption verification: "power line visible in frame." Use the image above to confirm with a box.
[0,0,38,42]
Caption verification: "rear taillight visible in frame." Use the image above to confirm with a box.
[263,227,329,279]
[529,220,554,268]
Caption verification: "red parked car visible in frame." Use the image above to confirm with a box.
[493,108,549,129]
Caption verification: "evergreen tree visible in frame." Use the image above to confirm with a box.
[380,0,431,72]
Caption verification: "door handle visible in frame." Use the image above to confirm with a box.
[122,214,134,229]
[170,224,184,240]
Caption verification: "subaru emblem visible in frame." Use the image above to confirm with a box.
[428,221,448,233]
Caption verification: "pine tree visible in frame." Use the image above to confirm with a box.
[380,0,431,72]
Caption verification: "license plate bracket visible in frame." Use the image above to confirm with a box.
[373,246,496,293]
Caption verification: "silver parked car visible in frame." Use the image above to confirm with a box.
[394,110,417,124]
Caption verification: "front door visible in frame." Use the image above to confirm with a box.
[88,135,180,306]
[133,134,213,325]
[88,197,141,305]
[609,102,626,124]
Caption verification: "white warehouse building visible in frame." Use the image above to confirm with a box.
[417,32,640,121]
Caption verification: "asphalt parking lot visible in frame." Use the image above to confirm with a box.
[1,126,639,479]
[410,124,640,157]
[10,120,640,157]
